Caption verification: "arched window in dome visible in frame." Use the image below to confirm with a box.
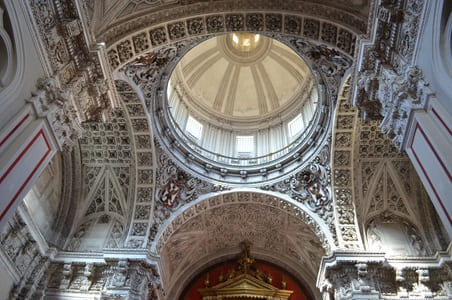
[288,113,304,137]
[236,135,254,156]
[186,115,203,140]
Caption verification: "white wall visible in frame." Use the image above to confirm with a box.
[0,0,46,130]
[0,262,14,300]
[416,0,452,115]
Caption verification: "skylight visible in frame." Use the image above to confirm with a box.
[186,116,203,140]
[288,113,303,137]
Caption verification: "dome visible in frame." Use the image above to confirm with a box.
[163,33,329,183]
[171,33,311,121]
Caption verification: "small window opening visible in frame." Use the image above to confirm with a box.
[236,135,254,154]
[288,113,303,137]
[186,116,203,140]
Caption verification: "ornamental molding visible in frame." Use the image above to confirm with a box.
[317,246,452,300]
[28,0,120,125]
[95,2,366,49]
[331,77,364,250]
[107,10,358,71]
[1,211,163,300]
[153,190,336,258]
[120,33,350,185]
[27,77,82,151]
[351,0,434,150]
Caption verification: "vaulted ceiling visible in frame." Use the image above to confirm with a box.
[83,0,371,43]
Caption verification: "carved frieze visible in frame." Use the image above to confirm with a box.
[318,251,452,300]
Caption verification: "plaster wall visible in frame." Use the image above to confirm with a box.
[416,0,452,115]
[0,0,46,129]
[0,262,14,300]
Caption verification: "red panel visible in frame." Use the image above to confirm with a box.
[432,108,452,136]
[181,259,311,300]
[410,124,451,224]
[0,114,30,148]
[0,130,51,221]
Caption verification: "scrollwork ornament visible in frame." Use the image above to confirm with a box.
[269,163,332,212]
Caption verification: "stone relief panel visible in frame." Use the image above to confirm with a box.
[0,212,50,299]
[149,144,224,246]
[263,145,337,245]
[28,77,82,151]
[44,260,161,300]
[366,213,428,256]
[320,253,452,300]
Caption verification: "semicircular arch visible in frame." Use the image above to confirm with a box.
[154,190,333,298]
[107,10,358,72]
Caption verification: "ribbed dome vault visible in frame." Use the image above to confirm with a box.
[173,33,311,120]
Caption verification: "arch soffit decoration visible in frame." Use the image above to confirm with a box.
[153,190,336,254]
[106,10,359,72]
[92,0,369,40]
[154,190,335,290]
[331,76,364,250]
[331,75,443,254]
[65,79,157,250]
[108,78,157,249]
[155,190,331,299]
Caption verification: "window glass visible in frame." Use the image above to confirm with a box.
[236,135,254,153]
[288,113,303,137]
[186,116,203,140]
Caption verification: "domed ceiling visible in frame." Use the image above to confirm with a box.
[173,33,311,120]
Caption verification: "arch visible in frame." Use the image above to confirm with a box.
[364,212,430,256]
[330,76,364,250]
[107,11,358,71]
[0,0,25,107]
[153,190,336,253]
[170,247,322,300]
[154,190,334,298]
[114,78,158,249]
[0,4,15,89]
